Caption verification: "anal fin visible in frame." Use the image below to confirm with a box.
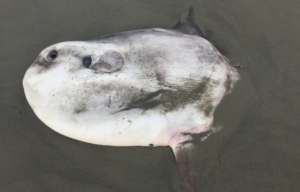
[171,142,198,192]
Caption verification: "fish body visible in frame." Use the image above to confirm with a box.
[23,8,239,191]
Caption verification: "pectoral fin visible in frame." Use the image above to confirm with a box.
[90,50,124,73]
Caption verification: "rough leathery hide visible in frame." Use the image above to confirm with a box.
[24,29,238,147]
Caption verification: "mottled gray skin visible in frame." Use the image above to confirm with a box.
[89,29,223,115]
[29,28,235,129]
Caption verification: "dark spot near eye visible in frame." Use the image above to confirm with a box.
[83,56,92,68]
[149,144,154,147]
[46,50,58,61]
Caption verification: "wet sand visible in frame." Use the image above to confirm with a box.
[1,0,300,191]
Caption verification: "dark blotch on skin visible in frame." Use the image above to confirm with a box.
[108,96,111,108]
[203,103,213,116]
[117,77,215,116]
[73,104,87,114]
[224,73,233,93]
[122,90,164,110]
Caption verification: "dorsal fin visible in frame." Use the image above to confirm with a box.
[174,7,205,38]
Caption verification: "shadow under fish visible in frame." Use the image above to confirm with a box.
[23,7,239,192]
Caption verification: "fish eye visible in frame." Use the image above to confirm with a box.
[83,56,92,68]
[46,50,58,61]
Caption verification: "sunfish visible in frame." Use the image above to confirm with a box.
[23,8,239,192]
